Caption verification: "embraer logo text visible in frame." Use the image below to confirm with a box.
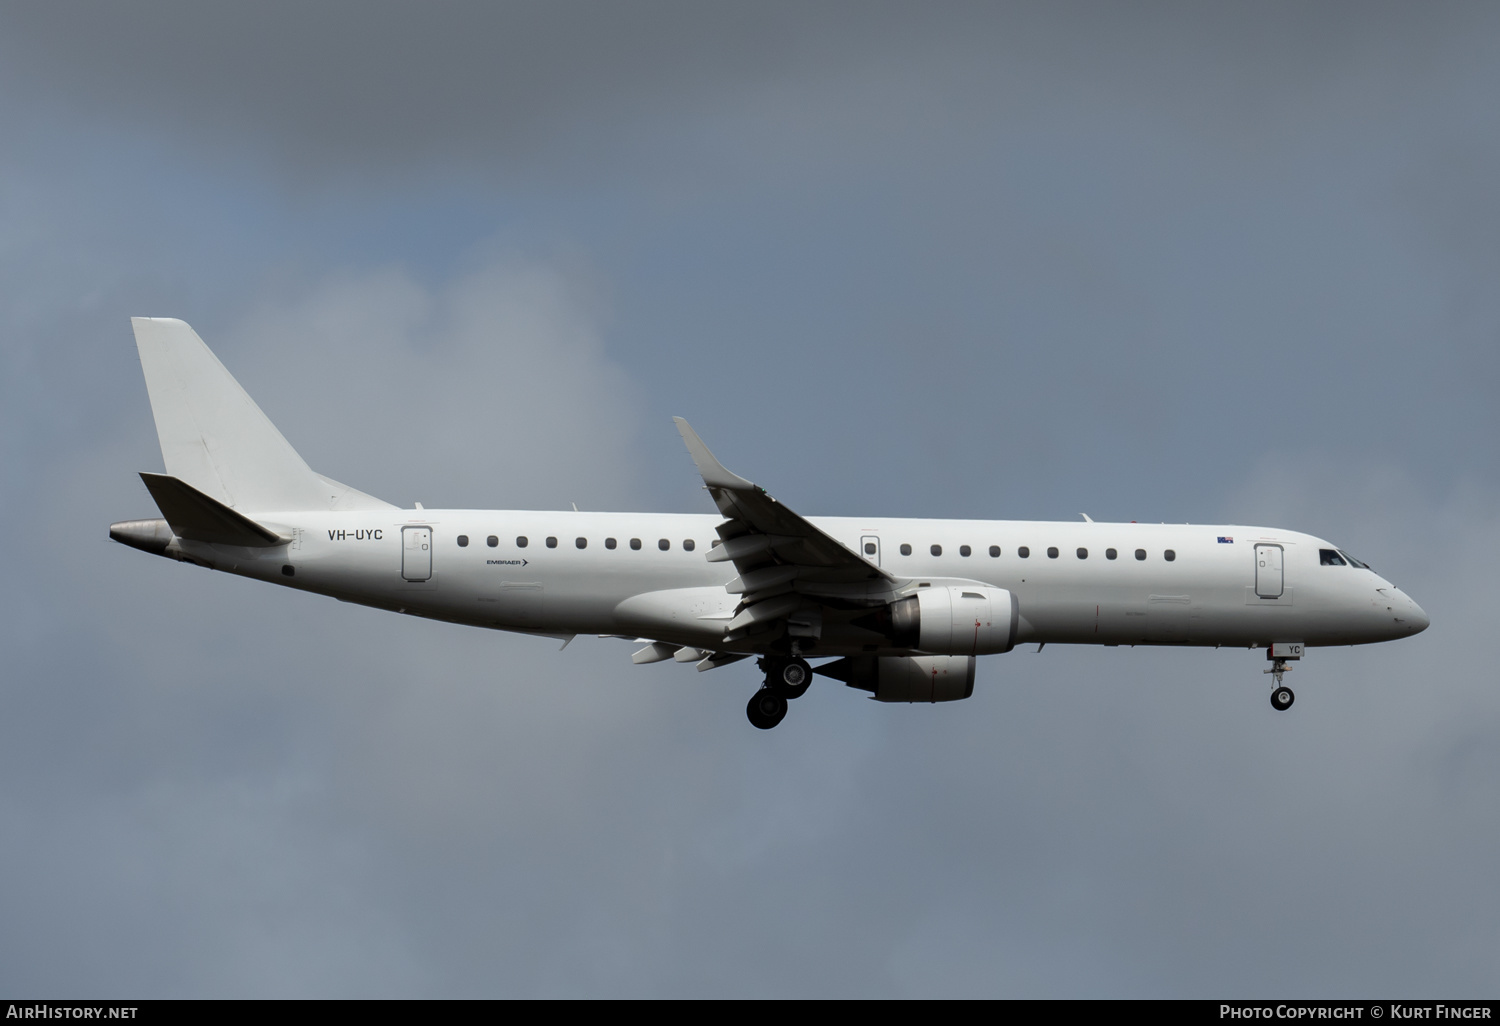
[328,529,382,541]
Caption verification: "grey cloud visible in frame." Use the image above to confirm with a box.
[2,3,1494,182]
[5,294,1495,996]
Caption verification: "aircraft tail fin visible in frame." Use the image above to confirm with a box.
[130,317,394,513]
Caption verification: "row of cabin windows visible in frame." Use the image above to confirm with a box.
[454,533,1174,562]
[455,534,696,552]
[896,542,1175,562]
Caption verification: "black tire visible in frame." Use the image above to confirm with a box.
[747,688,788,729]
[778,658,812,699]
[1271,687,1295,711]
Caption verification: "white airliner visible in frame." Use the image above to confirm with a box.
[110,318,1429,728]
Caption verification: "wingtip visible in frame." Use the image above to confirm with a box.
[672,417,755,490]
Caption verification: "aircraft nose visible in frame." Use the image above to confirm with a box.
[1405,596,1430,635]
[1383,587,1429,636]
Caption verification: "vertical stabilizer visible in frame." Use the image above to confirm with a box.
[131,317,393,513]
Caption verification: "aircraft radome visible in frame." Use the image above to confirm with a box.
[110,318,1430,729]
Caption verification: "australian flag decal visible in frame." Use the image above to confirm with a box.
[1217,536,1234,544]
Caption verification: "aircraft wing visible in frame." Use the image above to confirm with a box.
[674,418,895,644]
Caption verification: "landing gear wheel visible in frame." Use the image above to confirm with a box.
[777,657,812,700]
[747,689,788,730]
[1271,686,1295,711]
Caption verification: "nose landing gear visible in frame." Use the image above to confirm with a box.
[745,655,813,729]
[1264,643,1302,712]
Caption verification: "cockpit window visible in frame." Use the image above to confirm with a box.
[1339,550,1371,570]
[1319,549,1347,566]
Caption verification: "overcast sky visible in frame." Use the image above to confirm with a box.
[1,2,1496,997]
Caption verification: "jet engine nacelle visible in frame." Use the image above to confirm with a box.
[885,585,1019,655]
[819,654,977,703]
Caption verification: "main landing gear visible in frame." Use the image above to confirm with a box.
[746,689,787,730]
[746,656,813,729]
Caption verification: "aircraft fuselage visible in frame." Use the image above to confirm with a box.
[121,509,1427,653]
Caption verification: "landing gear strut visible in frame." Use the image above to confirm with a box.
[745,656,813,729]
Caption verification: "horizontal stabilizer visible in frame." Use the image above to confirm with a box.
[140,472,283,547]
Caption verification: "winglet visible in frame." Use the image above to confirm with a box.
[673,418,756,490]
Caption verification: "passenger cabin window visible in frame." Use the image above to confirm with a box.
[1164,549,1176,562]
[1320,549,1347,566]
[516,536,528,548]
[487,535,498,547]
[546,536,558,548]
[930,544,943,556]
[1018,546,1030,558]
[1106,548,1117,560]
[864,542,876,555]
[457,535,469,547]
[683,539,696,552]
[576,537,587,549]
[1047,547,1059,559]
[1135,549,1146,561]
[989,545,1000,557]
[630,538,642,550]
[900,544,912,556]
[1077,548,1088,559]
[605,537,617,549]
[658,539,670,551]
[959,545,971,557]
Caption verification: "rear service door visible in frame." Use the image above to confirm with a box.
[402,526,432,582]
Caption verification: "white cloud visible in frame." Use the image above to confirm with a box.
[217,256,645,512]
